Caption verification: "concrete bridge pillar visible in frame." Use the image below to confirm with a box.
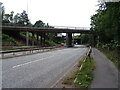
[43,33,46,46]
[36,33,39,41]
[40,32,46,46]
[36,33,40,46]
[40,33,43,46]
[26,31,29,46]
[66,33,73,47]
[32,32,35,46]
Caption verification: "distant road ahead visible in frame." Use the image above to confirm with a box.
[2,45,87,88]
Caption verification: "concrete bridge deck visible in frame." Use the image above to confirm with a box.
[2,26,92,47]
[2,26,91,33]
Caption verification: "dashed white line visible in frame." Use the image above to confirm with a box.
[12,55,54,68]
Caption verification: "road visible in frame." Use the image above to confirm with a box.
[2,45,87,88]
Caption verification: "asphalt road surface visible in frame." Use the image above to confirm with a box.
[2,45,87,88]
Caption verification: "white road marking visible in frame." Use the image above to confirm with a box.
[12,55,54,68]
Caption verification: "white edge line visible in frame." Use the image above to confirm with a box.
[79,64,83,71]
[74,78,77,83]
[50,61,78,88]
[50,49,87,88]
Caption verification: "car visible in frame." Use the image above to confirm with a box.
[60,43,65,46]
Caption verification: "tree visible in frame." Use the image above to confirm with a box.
[9,11,14,23]
[90,2,120,46]
[0,2,5,20]
[18,10,30,26]
[33,20,56,41]
[33,20,45,27]
[13,13,20,24]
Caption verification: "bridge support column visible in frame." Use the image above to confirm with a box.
[36,33,39,46]
[43,33,46,46]
[26,31,29,46]
[40,33,43,46]
[32,32,34,46]
[66,33,73,47]
[37,33,39,41]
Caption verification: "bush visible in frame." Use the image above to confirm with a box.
[2,33,16,46]
[45,40,58,46]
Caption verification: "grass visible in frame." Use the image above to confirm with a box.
[74,57,95,88]
[62,70,79,85]
[45,40,59,46]
[62,57,95,88]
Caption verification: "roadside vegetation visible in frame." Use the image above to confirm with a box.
[62,56,95,88]
[74,57,94,88]
[2,33,16,46]
[45,40,59,46]
[2,33,24,47]
[90,2,120,71]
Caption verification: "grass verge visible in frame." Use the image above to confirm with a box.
[62,57,95,88]
[74,57,94,88]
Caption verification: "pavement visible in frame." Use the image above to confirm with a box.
[90,48,119,88]
[2,45,87,88]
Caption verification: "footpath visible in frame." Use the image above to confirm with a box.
[90,48,119,88]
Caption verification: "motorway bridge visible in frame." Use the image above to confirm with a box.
[2,26,92,47]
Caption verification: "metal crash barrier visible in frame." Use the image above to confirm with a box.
[0,46,59,58]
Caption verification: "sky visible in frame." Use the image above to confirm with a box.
[1,0,99,27]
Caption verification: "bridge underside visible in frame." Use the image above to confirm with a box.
[2,26,92,47]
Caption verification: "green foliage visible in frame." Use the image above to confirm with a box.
[90,2,120,46]
[62,57,95,88]
[80,34,91,44]
[33,20,56,42]
[92,2,120,70]
[46,33,57,42]
[1,2,63,46]
[18,10,30,26]
[2,12,13,24]
[20,32,26,36]
[73,34,91,45]
[74,57,95,88]
[99,48,120,71]
[2,33,16,46]
[45,40,58,46]
[74,35,81,38]
[2,9,31,26]
[33,20,45,27]
[62,70,79,85]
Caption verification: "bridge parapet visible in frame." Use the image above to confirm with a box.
[2,26,91,33]
[2,26,90,30]
[54,26,90,30]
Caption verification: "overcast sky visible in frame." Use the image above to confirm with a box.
[1,0,99,27]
